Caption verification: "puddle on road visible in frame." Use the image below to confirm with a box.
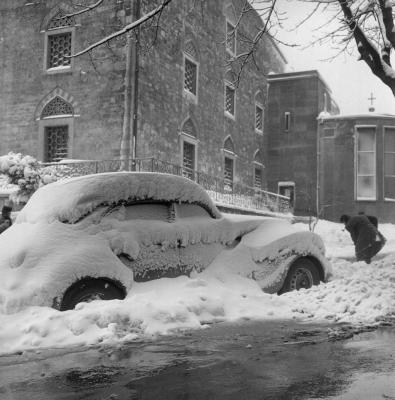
[0,321,394,400]
[320,372,395,400]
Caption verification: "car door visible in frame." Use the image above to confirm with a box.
[175,202,224,273]
[110,201,182,281]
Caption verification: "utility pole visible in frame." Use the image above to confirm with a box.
[120,0,140,171]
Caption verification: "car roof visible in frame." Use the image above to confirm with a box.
[16,172,223,223]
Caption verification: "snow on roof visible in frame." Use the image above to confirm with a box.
[17,172,223,224]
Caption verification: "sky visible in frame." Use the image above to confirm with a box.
[274,1,395,115]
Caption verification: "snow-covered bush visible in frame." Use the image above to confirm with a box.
[0,153,42,203]
[0,152,88,203]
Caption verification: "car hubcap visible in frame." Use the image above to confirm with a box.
[78,292,105,303]
[290,268,313,290]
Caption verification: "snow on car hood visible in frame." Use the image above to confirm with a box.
[206,216,331,292]
[16,172,222,224]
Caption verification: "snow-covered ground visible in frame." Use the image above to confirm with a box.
[0,219,394,356]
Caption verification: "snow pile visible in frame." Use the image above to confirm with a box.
[0,220,394,356]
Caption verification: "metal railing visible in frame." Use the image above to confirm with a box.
[40,158,291,214]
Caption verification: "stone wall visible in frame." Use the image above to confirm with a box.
[0,0,287,189]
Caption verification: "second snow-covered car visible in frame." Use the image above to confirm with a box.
[0,172,332,312]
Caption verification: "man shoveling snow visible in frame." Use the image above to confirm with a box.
[340,214,386,264]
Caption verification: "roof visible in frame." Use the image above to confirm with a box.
[319,113,395,121]
[16,172,223,223]
[267,70,333,94]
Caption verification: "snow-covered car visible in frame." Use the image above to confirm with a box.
[0,172,331,313]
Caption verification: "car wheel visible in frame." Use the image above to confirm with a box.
[280,258,320,293]
[60,278,126,311]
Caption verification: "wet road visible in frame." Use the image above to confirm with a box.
[1,320,395,400]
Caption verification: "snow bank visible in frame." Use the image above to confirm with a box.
[0,219,394,356]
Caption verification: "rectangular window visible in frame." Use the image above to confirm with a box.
[226,21,236,55]
[47,32,72,69]
[384,127,395,200]
[255,104,263,132]
[182,141,195,180]
[225,84,235,117]
[284,112,291,132]
[356,127,376,200]
[224,156,234,191]
[45,125,68,162]
[323,128,335,137]
[254,167,262,189]
[184,57,197,96]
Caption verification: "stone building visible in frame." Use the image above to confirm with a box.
[266,70,340,216]
[0,0,287,191]
[266,70,395,223]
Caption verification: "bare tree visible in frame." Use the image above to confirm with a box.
[249,0,395,97]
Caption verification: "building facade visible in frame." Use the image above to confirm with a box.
[266,70,395,223]
[266,70,340,216]
[318,114,395,222]
[0,0,287,191]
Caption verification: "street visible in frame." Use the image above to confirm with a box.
[1,319,394,400]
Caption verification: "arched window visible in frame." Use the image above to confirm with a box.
[254,149,264,164]
[180,118,198,180]
[224,136,235,153]
[183,40,199,99]
[41,96,74,118]
[44,9,76,73]
[39,96,75,162]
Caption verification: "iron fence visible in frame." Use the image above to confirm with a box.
[40,158,291,214]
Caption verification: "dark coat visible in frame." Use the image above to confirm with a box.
[345,215,385,262]
[366,215,378,228]
[0,215,12,234]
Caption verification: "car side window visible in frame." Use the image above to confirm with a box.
[175,203,212,219]
[123,203,170,221]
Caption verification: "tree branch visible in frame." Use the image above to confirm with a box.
[59,0,104,19]
[338,0,395,93]
[71,0,173,58]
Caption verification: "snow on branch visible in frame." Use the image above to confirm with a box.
[58,0,104,19]
[71,0,173,58]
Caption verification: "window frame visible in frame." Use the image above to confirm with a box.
[179,131,198,181]
[255,102,264,134]
[278,181,295,207]
[225,19,236,56]
[38,116,74,162]
[355,125,377,201]
[224,81,236,119]
[284,111,291,132]
[223,150,236,192]
[183,52,199,101]
[43,25,75,74]
[383,126,395,201]
[253,162,264,190]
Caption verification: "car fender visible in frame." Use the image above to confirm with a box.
[252,253,328,294]
[0,222,133,313]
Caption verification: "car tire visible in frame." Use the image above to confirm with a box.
[60,278,126,311]
[280,258,320,294]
